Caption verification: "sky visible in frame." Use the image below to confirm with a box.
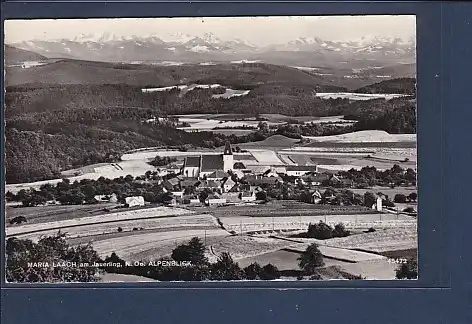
[4,16,416,45]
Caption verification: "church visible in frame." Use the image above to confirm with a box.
[181,142,234,179]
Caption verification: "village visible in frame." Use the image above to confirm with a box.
[86,142,412,215]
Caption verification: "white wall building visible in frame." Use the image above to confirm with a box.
[125,196,145,207]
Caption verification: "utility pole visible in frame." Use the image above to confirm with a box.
[204,229,207,246]
[240,220,242,235]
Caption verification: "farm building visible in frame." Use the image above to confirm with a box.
[240,191,257,202]
[181,142,234,178]
[205,194,227,206]
[94,193,118,203]
[125,196,145,208]
[312,190,322,204]
[221,177,236,192]
[296,173,331,186]
[285,165,319,177]
[207,170,230,181]
[244,175,283,186]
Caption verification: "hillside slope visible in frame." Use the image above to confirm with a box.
[5,45,47,64]
[5,59,342,89]
[354,78,416,95]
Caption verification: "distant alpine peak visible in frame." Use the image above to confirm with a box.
[201,32,222,44]
[293,36,323,44]
[350,35,414,46]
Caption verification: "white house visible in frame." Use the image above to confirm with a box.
[206,196,227,206]
[171,191,184,199]
[125,196,145,208]
[189,198,201,205]
[372,196,383,212]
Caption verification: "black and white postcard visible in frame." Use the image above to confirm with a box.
[4,16,418,283]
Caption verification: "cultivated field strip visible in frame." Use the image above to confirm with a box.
[248,150,285,165]
[316,227,417,252]
[6,206,194,236]
[12,214,220,241]
[287,243,387,263]
[91,229,229,260]
[221,215,416,233]
[209,236,296,261]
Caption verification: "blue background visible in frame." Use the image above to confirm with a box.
[1,1,471,322]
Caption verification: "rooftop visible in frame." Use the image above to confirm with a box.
[201,155,224,172]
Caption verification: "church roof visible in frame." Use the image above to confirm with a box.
[184,156,201,168]
[201,155,224,171]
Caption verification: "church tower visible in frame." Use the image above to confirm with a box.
[222,142,234,172]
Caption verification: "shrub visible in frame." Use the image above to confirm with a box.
[395,260,418,279]
[171,237,208,266]
[366,227,376,233]
[394,194,407,203]
[408,192,417,202]
[332,223,350,237]
[260,264,281,280]
[117,227,123,232]
[307,221,333,239]
[382,198,395,208]
[243,262,262,280]
[403,207,416,213]
[298,243,325,275]
[209,252,244,280]
[9,216,27,225]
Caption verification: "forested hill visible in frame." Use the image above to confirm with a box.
[5,45,47,64]
[5,59,345,90]
[354,78,416,95]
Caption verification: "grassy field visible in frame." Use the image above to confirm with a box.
[313,227,418,253]
[5,203,121,225]
[199,201,378,219]
[303,130,416,143]
[208,235,295,261]
[6,206,195,237]
[90,229,229,261]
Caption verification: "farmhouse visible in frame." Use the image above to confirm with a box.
[125,196,145,208]
[181,142,234,178]
[93,193,118,203]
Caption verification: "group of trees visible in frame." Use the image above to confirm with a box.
[148,156,177,167]
[7,175,174,206]
[6,233,102,283]
[295,221,351,240]
[338,165,417,188]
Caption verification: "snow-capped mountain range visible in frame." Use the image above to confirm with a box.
[9,32,415,68]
